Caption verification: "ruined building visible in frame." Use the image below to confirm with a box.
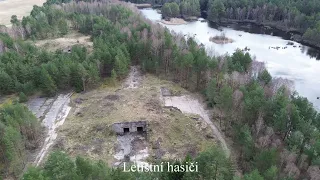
[112,121,147,135]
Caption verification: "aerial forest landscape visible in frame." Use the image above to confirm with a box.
[0,0,320,179]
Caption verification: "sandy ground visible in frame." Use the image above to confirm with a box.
[160,18,187,25]
[162,95,231,158]
[34,32,93,52]
[27,93,72,166]
[113,66,150,167]
[0,0,45,26]
[123,66,141,89]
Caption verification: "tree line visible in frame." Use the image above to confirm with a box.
[124,0,320,47]
[203,50,320,179]
[162,0,200,19]
[22,147,234,180]
[0,102,41,177]
[161,0,201,19]
[204,0,320,47]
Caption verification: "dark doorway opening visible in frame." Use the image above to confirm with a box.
[123,128,129,133]
[137,127,143,132]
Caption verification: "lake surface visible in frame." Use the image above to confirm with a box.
[140,9,320,109]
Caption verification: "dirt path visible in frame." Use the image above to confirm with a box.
[34,32,93,52]
[123,66,141,89]
[162,95,231,158]
[114,66,149,166]
[27,93,72,166]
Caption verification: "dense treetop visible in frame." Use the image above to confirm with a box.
[0,102,41,177]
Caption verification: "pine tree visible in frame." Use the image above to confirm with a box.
[208,0,225,22]
[58,19,68,36]
[258,69,272,85]
[216,84,233,129]
[236,124,254,160]
[57,63,71,89]
[242,169,264,180]
[10,15,20,26]
[39,67,57,97]
[19,92,28,103]
[43,151,79,180]
[193,48,208,90]
[70,64,87,92]
[23,167,45,180]
[182,52,194,87]
[0,70,14,94]
[75,157,92,179]
[111,69,117,86]
[206,78,218,107]
[114,50,128,78]
[263,166,278,180]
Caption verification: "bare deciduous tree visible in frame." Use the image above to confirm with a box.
[232,89,243,109]
[307,166,320,180]
[271,77,294,95]
[249,60,266,79]
[255,111,264,137]
[284,163,300,179]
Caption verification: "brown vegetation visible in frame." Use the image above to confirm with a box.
[134,3,152,9]
[209,33,234,44]
[160,18,187,25]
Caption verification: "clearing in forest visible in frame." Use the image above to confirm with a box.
[34,32,93,52]
[161,94,231,158]
[56,67,216,166]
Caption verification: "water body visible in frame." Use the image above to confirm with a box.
[141,9,320,109]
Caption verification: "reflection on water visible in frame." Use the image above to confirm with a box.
[211,21,320,61]
[140,8,320,109]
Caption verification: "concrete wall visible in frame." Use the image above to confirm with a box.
[112,121,147,135]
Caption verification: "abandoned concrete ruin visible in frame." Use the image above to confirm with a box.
[112,121,147,135]
[160,87,171,96]
[112,121,149,166]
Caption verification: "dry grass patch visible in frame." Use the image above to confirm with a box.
[34,31,93,52]
[58,73,216,165]
[0,94,17,107]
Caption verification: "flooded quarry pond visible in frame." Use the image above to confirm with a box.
[141,9,320,109]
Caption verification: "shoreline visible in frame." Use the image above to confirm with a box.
[160,18,187,25]
[141,8,320,109]
[146,7,320,49]
[208,18,320,50]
